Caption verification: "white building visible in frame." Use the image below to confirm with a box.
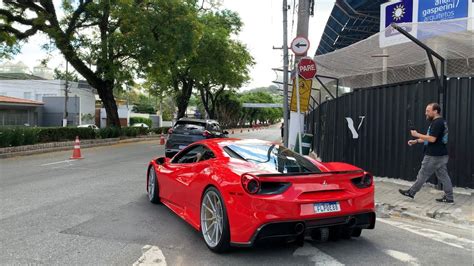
[0,77,96,125]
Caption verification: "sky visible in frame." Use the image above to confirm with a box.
[5,0,335,91]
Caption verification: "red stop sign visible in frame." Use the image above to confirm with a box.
[298,58,317,80]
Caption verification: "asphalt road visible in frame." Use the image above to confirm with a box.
[1,125,472,265]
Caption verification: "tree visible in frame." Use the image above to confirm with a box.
[215,90,242,128]
[132,95,156,114]
[145,8,253,120]
[195,11,254,119]
[240,91,282,126]
[53,68,79,82]
[0,0,200,127]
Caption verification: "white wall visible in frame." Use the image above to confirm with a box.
[0,79,95,124]
[100,106,131,128]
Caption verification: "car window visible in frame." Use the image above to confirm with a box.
[224,143,321,174]
[173,122,206,133]
[172,145,215,164]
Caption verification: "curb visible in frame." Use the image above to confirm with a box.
[0,136,162,159]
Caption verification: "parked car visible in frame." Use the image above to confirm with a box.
[77,124,99,130]
[147,138,376,253]
[131,123,149,128]
[165,118,228,158]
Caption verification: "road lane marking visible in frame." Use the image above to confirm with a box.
[133,245,167,266]
[384,250,419,266]
[293,244,344,266]
[379,218,473,250]
[40,160,75,166]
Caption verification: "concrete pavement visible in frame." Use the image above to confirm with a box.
[374,177,473,227]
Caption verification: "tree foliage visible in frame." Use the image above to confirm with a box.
[0,0,200,127]
[239,91,283,126]
[146,8,254,119]
[53,68,79,82]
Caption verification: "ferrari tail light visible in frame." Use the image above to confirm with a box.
[202,130,211,138]
[241,174,260,194]
[351,173,373,188]
[168,128,173,134]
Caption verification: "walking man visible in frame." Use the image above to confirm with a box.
[399,103,454,203]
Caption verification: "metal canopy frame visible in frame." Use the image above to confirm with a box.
[390,23,446,114]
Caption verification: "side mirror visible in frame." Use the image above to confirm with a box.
[156,157,170,165]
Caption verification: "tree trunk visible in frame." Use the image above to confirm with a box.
[176,79,194,119]
[97,83,121,127]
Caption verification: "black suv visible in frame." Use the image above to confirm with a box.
[165,118,228,158]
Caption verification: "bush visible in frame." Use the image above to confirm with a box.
[0,128,15,147]
[130,117,152,128]
[150,127,171,135]
[98,127,121,139]
[38,127,97,142]
[0,125,153,148]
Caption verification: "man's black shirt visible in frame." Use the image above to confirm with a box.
[424,117,448,156]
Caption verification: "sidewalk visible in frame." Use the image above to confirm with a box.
[374,177,473,227]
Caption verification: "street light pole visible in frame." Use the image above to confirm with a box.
[63,61,69,127]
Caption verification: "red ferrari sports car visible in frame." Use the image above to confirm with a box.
[146,138,375,252]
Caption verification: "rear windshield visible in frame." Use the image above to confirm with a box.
[173,121,206,133]
[224,143,321,174]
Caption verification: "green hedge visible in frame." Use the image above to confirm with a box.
[150,127,171,134]
[38,127,97,143]
[0,126,155,148]
[130,117,152,128]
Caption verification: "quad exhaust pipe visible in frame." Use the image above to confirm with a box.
[294,222,305,235]
[348,217,357,227]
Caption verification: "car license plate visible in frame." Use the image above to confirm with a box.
[314,202,341,214]
[179,145,187,150]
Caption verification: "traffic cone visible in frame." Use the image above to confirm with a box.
[70,136,83,159]
[160,133,166,145]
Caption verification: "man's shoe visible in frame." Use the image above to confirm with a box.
[435,196,454,204]
[399,189,414,199]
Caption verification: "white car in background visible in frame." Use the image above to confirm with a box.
[77,124,99,130]
[131,123,149,128]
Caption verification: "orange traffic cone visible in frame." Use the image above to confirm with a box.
[160,133,166,145]
[70,136,83,159]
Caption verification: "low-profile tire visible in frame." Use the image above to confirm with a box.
[147,166,160,204]
[200,187,231,253]
[351,228,362,237]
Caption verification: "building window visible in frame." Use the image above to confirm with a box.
[24,92,32,99]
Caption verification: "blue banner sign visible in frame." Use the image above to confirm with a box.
[418,0,470,22]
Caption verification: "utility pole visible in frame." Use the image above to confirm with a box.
[282,0,289,146]
[63,61,69,127]
[288,0,311,152]
[296,0,311,61]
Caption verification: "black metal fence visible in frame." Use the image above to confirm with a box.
[308,77,473,188]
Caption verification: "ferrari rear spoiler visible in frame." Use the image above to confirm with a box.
[256,170,364,178]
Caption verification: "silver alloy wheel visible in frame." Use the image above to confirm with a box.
[148,169,155,201]
[201,190,224,248]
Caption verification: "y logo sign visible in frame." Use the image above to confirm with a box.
[345,116,366,139]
